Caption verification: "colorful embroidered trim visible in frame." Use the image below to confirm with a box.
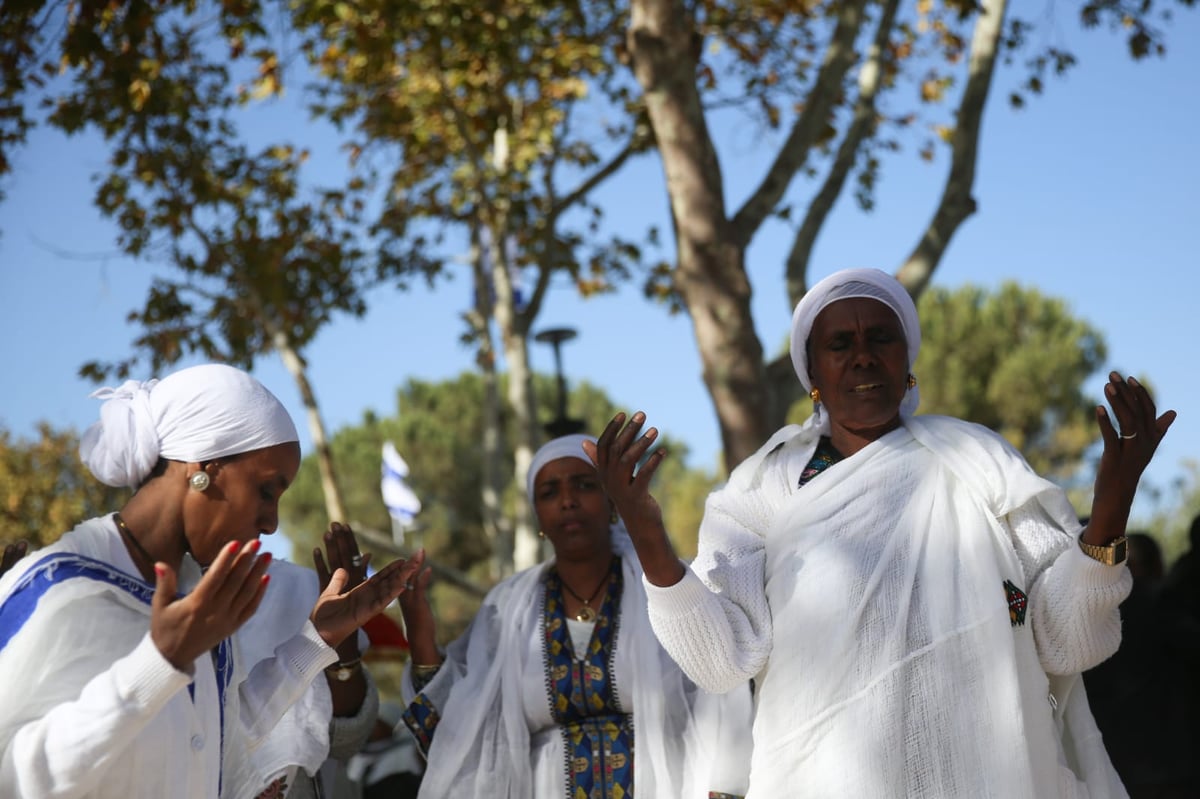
[544,556,633,798]
[798,437,844,487]
[1003,579,1028,627]
[401,692,441,756]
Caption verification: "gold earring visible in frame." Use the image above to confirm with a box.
[189,471,211,492]
[907,374,917,389]
[610,510,618,524]
[809,387,821,403]
[538,530,545,539]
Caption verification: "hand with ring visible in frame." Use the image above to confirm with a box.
[315,522,370,591]
[309,524,423,652]
[396,550,440,668]
[1084,371,1177,546]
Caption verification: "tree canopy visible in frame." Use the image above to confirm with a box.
[0,424,128,547]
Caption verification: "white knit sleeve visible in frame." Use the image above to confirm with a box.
[1006,503,1131,675]
[645,480,775,693]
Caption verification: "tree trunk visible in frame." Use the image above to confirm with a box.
[272,330,347,524]
[469,226,515,579]
[627,0,772,471]
[487,229,541,571]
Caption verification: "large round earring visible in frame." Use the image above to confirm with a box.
[907,374,917,389]
[809,387,821,403]
[189,471,211,492]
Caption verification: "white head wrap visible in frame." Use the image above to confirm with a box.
[79,363,299,489]
[789,268,922,429]
[526,433,597,504]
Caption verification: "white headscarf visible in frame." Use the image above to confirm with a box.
[79,363,299,489]
[789,268,922,431]
[525,433,596,504]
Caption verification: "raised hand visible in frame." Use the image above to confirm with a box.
[1086,371,1177,544]
[396,555,439,665]
[583,411,685,586]
[309,548,424,650]
[1,539,28,578]
[151,540,273,670]
[584,412,667,533]
[314,522,372,661]
[314,522,371,593]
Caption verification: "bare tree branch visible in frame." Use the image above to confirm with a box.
[785,0,901,311]
[729,0,871,248]
[896,0,1008,298]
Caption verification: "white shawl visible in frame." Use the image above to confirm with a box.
[402,529,751,798]
[743,415,1124,798]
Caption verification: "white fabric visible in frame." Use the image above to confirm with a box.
[526,434,595,501]
[401,527,752,798]
[227,559,334,799]
[646,415,1130,798]
[80,363,299,489]
[789,267,923,429]
[0,516,338,799]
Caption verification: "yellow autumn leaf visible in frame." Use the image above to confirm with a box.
[129,79,151,111]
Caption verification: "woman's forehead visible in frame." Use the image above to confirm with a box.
[535,457,595,482]
[812,297,901,331]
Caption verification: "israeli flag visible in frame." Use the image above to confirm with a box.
[381,442,421,544]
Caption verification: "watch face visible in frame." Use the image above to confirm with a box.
[1114,538,1128,564]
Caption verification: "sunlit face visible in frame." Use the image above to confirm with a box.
[531,457,612,562]
[807,297,909,453]
[184,441,301,565]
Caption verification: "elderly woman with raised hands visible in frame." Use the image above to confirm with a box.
[589,267,1175,799]
[395,433,752,799]
[0,363,421,799]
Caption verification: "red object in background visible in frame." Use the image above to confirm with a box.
[363,612,408,660]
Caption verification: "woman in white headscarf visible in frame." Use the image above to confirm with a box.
[589,268,1176,798]
[396,433,752,798]
[0,363,421,799]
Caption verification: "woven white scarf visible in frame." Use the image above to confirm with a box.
[79,363,299,488]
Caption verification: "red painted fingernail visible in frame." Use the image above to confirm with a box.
[154,564,165,578]
[262,574,271,586]
[260,552,273,565]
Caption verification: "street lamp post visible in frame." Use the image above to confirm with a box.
[535,326,586,438]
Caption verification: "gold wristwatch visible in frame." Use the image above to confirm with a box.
[1078,534,1128,566]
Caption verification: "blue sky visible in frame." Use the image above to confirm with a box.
[2,7,1198,543]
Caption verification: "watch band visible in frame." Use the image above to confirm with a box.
[325,657,363,682]
[1077,534,1128,566]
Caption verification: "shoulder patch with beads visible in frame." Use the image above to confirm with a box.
[1003,579,1028,627]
